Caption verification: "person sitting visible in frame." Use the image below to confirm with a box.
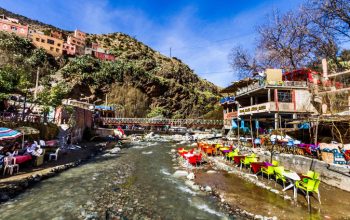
[25,142,37,155]
[32,146,43,157]
[6,143,19,157]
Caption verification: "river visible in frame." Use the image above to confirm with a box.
[0,141,233,219]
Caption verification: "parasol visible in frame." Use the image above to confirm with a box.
[0,127,22,141]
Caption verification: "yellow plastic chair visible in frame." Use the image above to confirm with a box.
[261,166,274,180]
[274,166,286,188]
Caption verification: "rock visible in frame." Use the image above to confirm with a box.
[186,172,195,180]
[206,170,217,174]
[171,149,176,153]
[283,195,291,200]
[0,193,10,202]
[254,214,264,219]
[173,170,188,178]
[110,147,121,154]
[205,186,212,192]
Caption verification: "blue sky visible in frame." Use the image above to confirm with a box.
[1,0,304,87]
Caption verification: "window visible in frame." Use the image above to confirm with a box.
[11,26,17,31]
[41,39,45,43]
[2,24,7,29]
[20,28,25,33]
[72,40,76,43]
[56,48,60,53]
[47,39,55,45]
[277,90,292,102]
[57,43,61,47]
[50,47,54,51]
[36,38,40,42]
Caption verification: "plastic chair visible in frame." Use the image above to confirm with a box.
[3,157,19,176]
[261,166,274,180]
[305,170,320,180]
[272,160,279,166]
[49,148,60,161]
[296,179,321,205]
[226,149,239,161]
[274,166,286,188]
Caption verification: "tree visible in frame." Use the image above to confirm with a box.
[229,46,261,79]
[308,0,350,40]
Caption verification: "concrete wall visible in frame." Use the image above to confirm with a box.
[257,152,350,192]
[295,90,317,113]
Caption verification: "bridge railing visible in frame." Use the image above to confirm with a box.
[100,117,223,126]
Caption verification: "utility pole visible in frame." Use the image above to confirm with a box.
[34,67,40,100]
[105,94,108,106]
[169,47,172,58]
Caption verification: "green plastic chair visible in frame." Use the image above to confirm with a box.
[274,166,287,188]
[226,149,239,161]
[272,160,279,166]
[305,170,320,180]
[261,166,275,180]
[296,179,321,205]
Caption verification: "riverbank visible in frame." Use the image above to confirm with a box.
[0,141,114,203]
[190,153,350,219]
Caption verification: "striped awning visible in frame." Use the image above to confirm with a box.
[0,127,22,141]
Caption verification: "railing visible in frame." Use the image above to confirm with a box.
[0,112,52,123]
[100,118,223,126]
[236,81,308,96]
[238,102,296,115]
[62,99,93,110]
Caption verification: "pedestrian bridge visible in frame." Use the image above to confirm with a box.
[100,117,223,128]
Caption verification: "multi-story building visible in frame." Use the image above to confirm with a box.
[64,29,86,56]
[0,15,28,38]
[31,32,63,57]
[63,43,84,56]
[220,69,318,132]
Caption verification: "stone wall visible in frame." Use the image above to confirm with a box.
[257,152,350,192]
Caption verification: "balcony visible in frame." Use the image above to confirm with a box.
[224,111,238,120]
[238,102,296,115]
[236,81,308,97]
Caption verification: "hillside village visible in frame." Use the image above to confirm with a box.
[0,14,114,60]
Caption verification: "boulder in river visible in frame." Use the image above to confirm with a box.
[173,170,188,178]
[186,172,195,180]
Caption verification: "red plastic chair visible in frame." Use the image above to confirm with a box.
[188,156,198,166]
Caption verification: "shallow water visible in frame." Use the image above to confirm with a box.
[0,142,231,219]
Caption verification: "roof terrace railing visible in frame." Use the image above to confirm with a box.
[236,81,308,96]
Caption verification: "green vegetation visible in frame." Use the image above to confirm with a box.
[0,9,221,119]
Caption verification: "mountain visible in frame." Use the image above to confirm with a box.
[0,7,222,119]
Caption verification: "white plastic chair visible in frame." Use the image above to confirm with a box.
[3,157,19,175]
[49,148,60,161]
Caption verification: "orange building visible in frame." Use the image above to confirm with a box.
[32,32,63,56]
[50,30,63,39]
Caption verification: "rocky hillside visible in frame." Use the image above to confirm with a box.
[0,8,222,119]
